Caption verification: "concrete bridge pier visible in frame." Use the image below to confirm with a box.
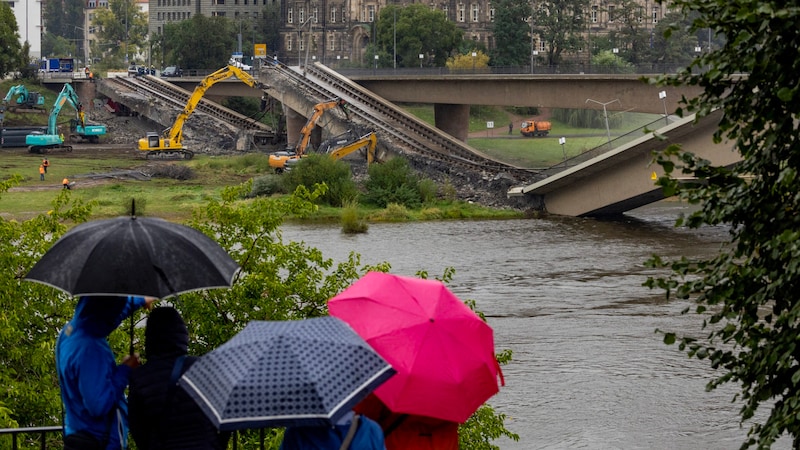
[284,106,322,150]
[434,103,469,142]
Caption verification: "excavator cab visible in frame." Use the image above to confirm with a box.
[144,132,160,149]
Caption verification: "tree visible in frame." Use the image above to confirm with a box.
[42,0,83,52]
[644,10,699,72]
[92,0,148,66]
[647,2,800,448]
[531,0,589,66]
[374,4,463,68]
[489,0,530,67]
[0,2,22,77]
[163,15,236,69]
[447,50,490,71]
[260,0,282,58]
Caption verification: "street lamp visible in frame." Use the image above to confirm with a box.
[471,51,476,73]
[374,54,379,73]
[659,91,669,126]
[532,50,539,73]
[419,53,423,68]
[559,136,567,161]
[585,98,621,149]
[612,47,619,72]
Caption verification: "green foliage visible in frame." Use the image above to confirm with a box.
[0,2,22,78]
[340,199,368,234]
[250,174,289,198]
[446,50,490,71]
[459,404,520,449]
[223,96,262,118]
[647,1,800,448]
[281,154,358,207]
[162,15,236,69]
[374,4,463,68]
[90,0,148,66]
[531,0,589,65]
[42,0,84,53]
[490,0,531,66]
[362,157,426,209]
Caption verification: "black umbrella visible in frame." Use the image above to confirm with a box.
[178,316,396,431]
[25,213,240,354]
[25,216,239,300]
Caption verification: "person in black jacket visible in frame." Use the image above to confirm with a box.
[128,307,230,450]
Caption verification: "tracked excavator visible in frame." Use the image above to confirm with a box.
[137,65,267,159]
[2,84,46,113]
[268,98,349,173]
[284,128,378,172]
[25,83,107,154]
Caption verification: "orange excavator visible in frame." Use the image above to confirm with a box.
[268,98,348,173]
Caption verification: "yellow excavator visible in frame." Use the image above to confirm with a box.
[284,128,377,172]
[268,98,348,173]
[138,65,267,159]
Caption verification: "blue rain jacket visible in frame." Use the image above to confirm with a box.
[56,296,147,450]
[279,412,386,450]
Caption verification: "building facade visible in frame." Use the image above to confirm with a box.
[4,0,43,59]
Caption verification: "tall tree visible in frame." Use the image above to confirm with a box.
[92,0,149,66]
[42,0,84,54]
[374,4,463,68]
[644,10,698,72]
[490,0,530,67]
[649,1,800,448]
[163,15,236,69]
[0,2,23,77]
[531,0,589,66]
[260,0,282,58]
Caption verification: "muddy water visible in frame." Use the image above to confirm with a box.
[279,201,790,449]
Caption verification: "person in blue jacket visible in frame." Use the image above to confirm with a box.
[57,295,156,450]
[279,410,386,450]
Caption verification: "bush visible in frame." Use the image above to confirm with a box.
[340,200,368,234]
[250,175,288,198]
[281,154,358,207]
[362,157,424,208]
[144,164,195,180]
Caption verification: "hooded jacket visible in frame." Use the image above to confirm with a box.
[128,306,230,450]
[56,295,147,450]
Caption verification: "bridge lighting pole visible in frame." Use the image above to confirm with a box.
[471,51,476,73]
[419,53,423,68]
[586,98,620,149]
[374,54,379,73]
[559,136,567,161]
[612,47,619,72]
[659,91,669,126]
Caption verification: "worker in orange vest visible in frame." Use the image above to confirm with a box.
[62,177,71,190]
[42,158,50,173]
[39,164,45,181]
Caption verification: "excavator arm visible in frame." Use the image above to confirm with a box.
[326,131,377,164]
[294,98,348,155]
[167,65,267,144]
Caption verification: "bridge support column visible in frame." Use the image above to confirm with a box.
[434,103,470,142]
[284,107,322,150]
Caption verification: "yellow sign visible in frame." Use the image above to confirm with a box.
[254,44,267,58]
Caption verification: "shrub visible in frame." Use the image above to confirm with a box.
[362,157,423,208]
[340,200,368,234]
[250,175,288,198]
[282,154,358,207]
[144,164,195,180]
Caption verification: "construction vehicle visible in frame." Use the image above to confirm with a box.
[137,65,267,159]
[519,119,552,137]
[25,83,107,153]
[2,85,46,112]
[285,128,378,171]
[268,98,348,173]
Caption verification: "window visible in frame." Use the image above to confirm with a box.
[299,37,304,51]
[443,5,448,19]
[652,6,659,23]
[329,33,335,50]
[489,4,494,22]
[368,5,375,22]
[287,7,293,23]
[591,5,597,23]
[458,3,465,22]
[313,7,318,22]
[341,6,346,21]
[299,7,304,24]
[608,5,614,23]
[330,5,336,22]
[539,41,545,52]
[286,35,292,51]
[471,4,478,22]
[637,6,642,22]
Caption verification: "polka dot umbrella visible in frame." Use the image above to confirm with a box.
[178,316,396,430]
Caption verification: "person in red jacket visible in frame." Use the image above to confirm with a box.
[354,394,459,450]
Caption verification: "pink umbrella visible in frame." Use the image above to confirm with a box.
[328,271,504,423]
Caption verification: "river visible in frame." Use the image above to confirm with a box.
[279,201,790,449]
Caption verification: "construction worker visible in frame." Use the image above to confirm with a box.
[62,177,71,190]
[39,164,45,181]
[42,158,50,173]
[78,104,86,128]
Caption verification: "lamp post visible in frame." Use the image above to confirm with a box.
[612,47,619,72]
[471,51,476,73]
[75,26,88,68]
[374,54,379,73]
[659,90,669,126]
[532,50,538,73]
[419,53,423,68]
[559,136,567,161]
[585,98,621,149]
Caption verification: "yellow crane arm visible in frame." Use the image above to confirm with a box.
[167,65,266,144]
[328,132,377,164]
[295,98,348,154]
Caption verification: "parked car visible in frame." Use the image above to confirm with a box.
[161,66,183,77]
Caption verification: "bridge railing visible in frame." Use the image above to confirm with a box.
[539,117,667,177]
[329,63,696,77]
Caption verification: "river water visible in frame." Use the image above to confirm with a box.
[279,201,790,449]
